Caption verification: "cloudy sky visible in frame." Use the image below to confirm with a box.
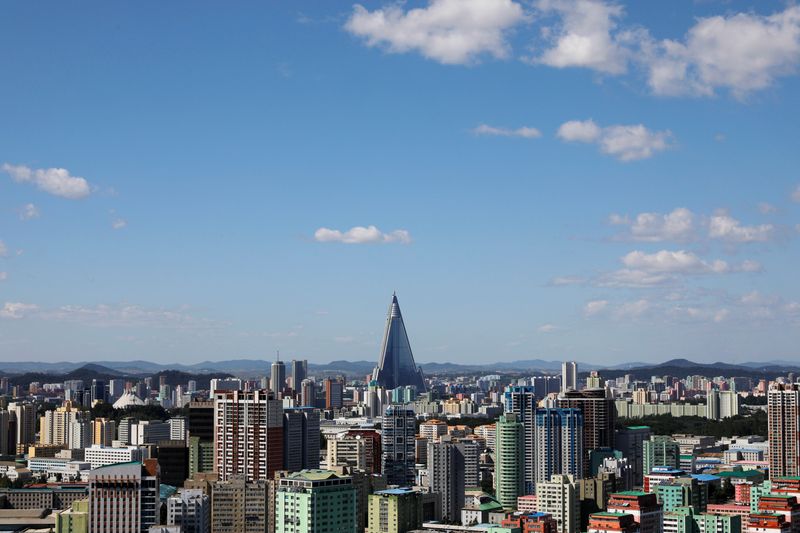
[1,0,799,366]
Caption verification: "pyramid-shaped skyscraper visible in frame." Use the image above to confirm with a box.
[372,293,426,391]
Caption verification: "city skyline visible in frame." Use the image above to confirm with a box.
[1,1,799,365]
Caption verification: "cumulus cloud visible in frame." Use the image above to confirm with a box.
[0,302,38,319]
[0,272,7,281]
[595,269,673,288]
[314,225,412,244]
[549,275,587,286]
[537,323,560,333]
[112,218,128,230]
[708,214,773,243]
[584,300,609,316]
[557,119,672,161]
[0,240,7,257]
[472,124,542,138]
[18,203,40,221]
[2,163,91,199]
[640,5,800,98]
[344,0,526,65]
[609,207,696,242]
[535,0,629,74]
[621,250,729,274]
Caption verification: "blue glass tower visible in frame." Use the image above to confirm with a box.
[372,293,426,392]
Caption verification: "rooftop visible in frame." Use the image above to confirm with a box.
[287,469,346,481]
[376,488,416,496]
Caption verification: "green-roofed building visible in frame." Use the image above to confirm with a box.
[55,499,88,533]
[276,469,357,533]
[644,436,680,477]
[367,488,422,533]
[663,506,741,533]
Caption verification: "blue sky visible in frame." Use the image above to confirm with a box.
[1,0,799,366]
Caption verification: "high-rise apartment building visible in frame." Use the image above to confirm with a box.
[213,389,283,481]
[88,460,160,533]
[211,476,268,533]
[325,378,344,410]
[495,413,525,510]
[769,383,800,478]
[283,407,321,472]
[271,357,287,396]
[534,408,584,485]
[427,438,467,522]
[536,474,580,533]
[367,488,423,533]
[10,402,36,453]
[562,361,578,393]
[166,488,210,533]
[40,403,83,447]
[382,405,416,486]
[606,491,663,533]
[616,426,651,486]
[644,435,680,476]
[558,388,615,475]
[300,379,316,407]
[328,435,368,471]
[290,360,308,394]
[91,418,116,447]
[275,470,357,533]
[503,385,537,494]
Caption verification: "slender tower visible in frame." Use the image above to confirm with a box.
[271,352,286,396]
[372,293,426,391]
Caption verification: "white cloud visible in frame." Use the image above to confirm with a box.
[556,119,601,142]
[344,0,526,65]
[595,269,673,288]
[621,250,729,274]
[758,202,777,214]
[19,203,40,221]
[610,207,696,242]
[0,272,7,281]
[549,275,587,286]
[0,240,7,257]
[0,302,38,319]
[472,124,542,138]
[2,163,91,199]
[708,214,773,243]
[793,184,800,203]
[112,218,128,230]
[537,323,559,333]
[615,299,650,318]
[584,299,609,316]
[641,6,800,98]
[557,119,672,161]
[314,225,412,244]
[619,250,760,277]
[41,304,225,329]
[535,0,629,74]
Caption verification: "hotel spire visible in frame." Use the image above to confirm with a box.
[372,293,426,391]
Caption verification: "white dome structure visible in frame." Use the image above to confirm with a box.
[113,390,146,409]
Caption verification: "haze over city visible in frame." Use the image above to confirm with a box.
[1,1,799,365]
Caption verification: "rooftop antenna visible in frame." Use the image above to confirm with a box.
[276,350,280,362]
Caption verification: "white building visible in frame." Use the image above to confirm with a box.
[166,488,210,533]
[536,474,580,533]
[84,445,146,469]
[131,421,171,446]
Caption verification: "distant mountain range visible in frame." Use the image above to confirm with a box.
[0,357,797,379]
